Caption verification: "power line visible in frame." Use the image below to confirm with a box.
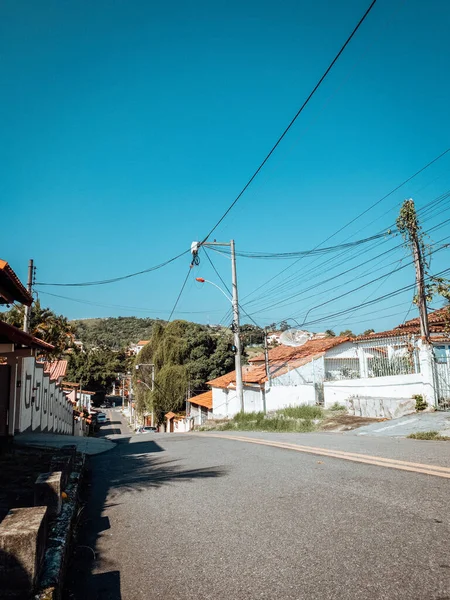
[239,151,450,304]
[36,289,222,315]
[200,0,379,242]
[36,249,190,287]
[168,267,193,321]
[208,231,391,260]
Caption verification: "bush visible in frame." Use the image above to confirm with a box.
[407,430,450,440]
[413,394,428,412]
[277,405,323,419]
[329,402,346,412]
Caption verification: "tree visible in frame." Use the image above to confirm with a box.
[66,346,128,393]
[339,329,355,338]
[240,324,265,346]
[324,329,336,338]
[135,320,235,423]
[363,329,375,336]
[279,320,290,332]
[0,300,74,358]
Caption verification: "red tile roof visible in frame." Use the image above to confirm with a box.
[357,307,450,340]
[249,336,349,364]
[0,320,54,351]
[0,260,32,306]
[189,390,212,409]
[43,360,68,381]
[208,337,349,389]
[137,340,149,346]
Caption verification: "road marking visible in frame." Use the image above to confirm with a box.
[203,434,450,479]
[371,417,419,433]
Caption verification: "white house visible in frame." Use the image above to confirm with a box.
[129,340,149,355]
[187,390,213,427]
[322,307,450,417]
[207,337,349,419]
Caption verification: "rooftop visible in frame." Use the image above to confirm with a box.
[0,320,54,352]
[189,390,212,409]
[357,307,450,340]
[0,259,32,306]
[43,360,68,381]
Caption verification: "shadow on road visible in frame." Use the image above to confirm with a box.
[63,435,226,599]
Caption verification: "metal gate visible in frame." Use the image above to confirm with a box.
[434,345,450,409]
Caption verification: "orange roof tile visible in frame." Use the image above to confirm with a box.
[0,259,32,306]
[207,339,350,389]
[43,360,68,381]
[137,340,149,346]
[189,390,212,409]
[249,336,349,364]
[357,307,450,340]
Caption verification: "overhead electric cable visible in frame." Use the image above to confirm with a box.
[200,0,379,242]
[168,267,193,322]
[36,249,190,287]
[239,150,450,303]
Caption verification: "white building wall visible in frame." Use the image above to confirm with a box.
[265,384,316,412]
[17,357,73,435]
[323,373,423,418]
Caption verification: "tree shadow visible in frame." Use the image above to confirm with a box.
[63,435,227,598]
[0,548,33,598]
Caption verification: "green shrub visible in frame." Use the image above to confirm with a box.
[407,430,450,440]
[277,405,323,419]
[329,402,346,412]
[413,394,428,411]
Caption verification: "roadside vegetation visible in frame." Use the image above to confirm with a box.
[407,430,450,441]
[202,405,325,433]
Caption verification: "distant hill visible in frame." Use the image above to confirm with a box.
[72,316,162,350]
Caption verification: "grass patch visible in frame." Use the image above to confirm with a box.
[328,402,346,412]
[407,430,450,441]
[214,406,322,433]
[277,405,323,419]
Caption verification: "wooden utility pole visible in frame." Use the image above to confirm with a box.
[397,198,430,341]
[23,259,34,333]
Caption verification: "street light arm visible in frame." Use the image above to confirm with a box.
[196,278,232,303]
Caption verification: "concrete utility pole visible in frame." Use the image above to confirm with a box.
[230,240,244,413]
[23,259,34,333]
[192,240,244,412]
[264,327,271,387]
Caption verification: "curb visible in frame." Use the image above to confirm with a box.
[34,453,86,600]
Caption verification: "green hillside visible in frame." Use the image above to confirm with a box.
[72,316,161,350]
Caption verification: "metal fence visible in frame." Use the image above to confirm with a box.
[325,336,420,381]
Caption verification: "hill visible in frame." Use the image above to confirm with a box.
[72,316,161,350]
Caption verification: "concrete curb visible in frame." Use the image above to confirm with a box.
[34,454,86,600]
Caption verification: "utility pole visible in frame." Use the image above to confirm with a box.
[264,327,271,386]
[397,199,430,341]
[23,259,34,333]
[230,240,244,413]
[193,240,244,413]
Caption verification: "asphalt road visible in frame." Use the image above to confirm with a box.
[64,412,450,600]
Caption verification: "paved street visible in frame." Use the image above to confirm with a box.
[64,412,450,599]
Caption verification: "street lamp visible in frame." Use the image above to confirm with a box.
[195,275,244,413]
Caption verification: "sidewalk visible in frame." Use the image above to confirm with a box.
[15,433,116,455]
[346,411,450,437]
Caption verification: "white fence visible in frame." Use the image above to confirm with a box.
[17,357,73,434]
[324,337,420,381]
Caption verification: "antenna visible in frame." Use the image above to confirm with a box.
[279,328,312,347]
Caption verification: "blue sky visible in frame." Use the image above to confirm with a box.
[2,0,450,334]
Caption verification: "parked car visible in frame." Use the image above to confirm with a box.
[100,403,107,408]
[136,426,157,434]
[97,413,108,424]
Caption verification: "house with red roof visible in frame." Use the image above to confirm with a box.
[0,259,74,439]
[207,337,350,419]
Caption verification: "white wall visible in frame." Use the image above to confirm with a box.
[18,357,73,435]
[323,373,423,418]
[265,384,316,412]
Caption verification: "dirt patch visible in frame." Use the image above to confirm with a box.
[320,415,387,432]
